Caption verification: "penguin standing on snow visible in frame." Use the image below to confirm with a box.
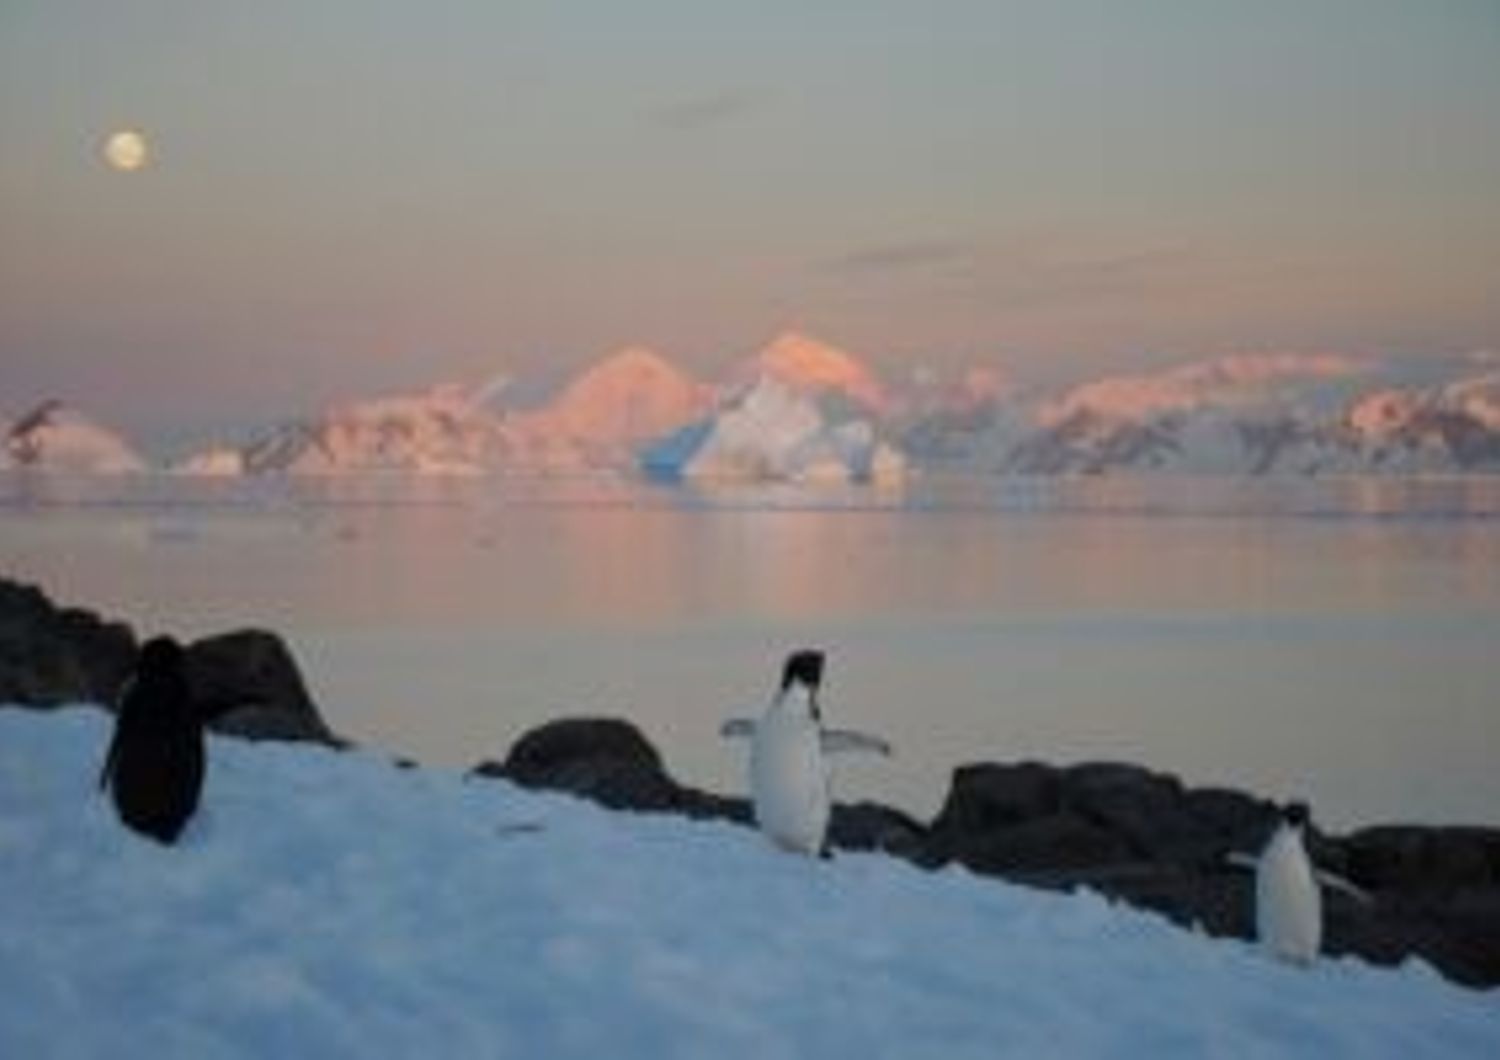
[99,636,205,844]
[721,650,891,857]
[1255,802,1323,965]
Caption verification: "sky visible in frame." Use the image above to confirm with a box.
[2,1,1498,439]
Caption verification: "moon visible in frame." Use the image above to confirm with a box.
[103,129,149,172]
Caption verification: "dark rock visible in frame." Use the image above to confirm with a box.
[481,717,698,815]
[209,705,339,746]
[182,630,342,746]
[930,762,1062,835]
[55,607,138,704]
[0,580,339,747]
[926,761,1198,870]
[941,810,1137,875]
[677,789,754,826]
[913,755,1500,986]
[1342,826,1500,892]
[1181,787,1279,851]
[503,717,665,782]
[476,717,755,826]
[829,801,928,858]
[927,760,1287,874]
[476,717,914,849]
[0,578,137,707]
[1060,762,1208,862]
[182,629,314,719]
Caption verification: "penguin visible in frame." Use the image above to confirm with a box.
[721,650,891,857]
[98,636,205,845]
[1255,802,1322,965]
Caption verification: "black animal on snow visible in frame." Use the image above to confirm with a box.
[98,636,205,844]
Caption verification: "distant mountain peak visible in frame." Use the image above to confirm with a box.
[3,401,146,474]
[1040,351,1370,428]
[755,331,891,413]
[545,346,711,445]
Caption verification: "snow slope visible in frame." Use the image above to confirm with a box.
[541,346,711,446]
[749,332,893,416]
[181,350,710,476]
[503,347,713,470]
[992,353,1500,476]
[3,401,147,474]
[898,366,1022,465]
[1036,353,1364,428]
[2,707,1494,1058]
[215,385,503,475]
[1344,369,1500,471]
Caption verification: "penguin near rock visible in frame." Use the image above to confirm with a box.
[721,650,892,858]
[98,636,205,845]
[1234,801,1372,967]
[1255,802,1322,965]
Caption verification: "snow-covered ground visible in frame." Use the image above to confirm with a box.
[2,707,1495,1058]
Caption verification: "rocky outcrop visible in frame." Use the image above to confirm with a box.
[183,630,342,746]
[0,578,341,746]
[0,579,137,707]
[919,760,1499,988]
[475,717,703,815]
[922,761,1277,872]
[477,718,1500,987]
[470,717,922,855]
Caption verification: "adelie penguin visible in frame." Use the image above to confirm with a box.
[98,636,206,845]
[1255,802,1323,966]
[1230,801,1372,967]
[721,650,892,858]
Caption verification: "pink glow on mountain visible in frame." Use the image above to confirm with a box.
[543,346,713,444]
[752,332,893,415]
[1039,352,1367,427]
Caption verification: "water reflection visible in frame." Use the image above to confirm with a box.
[1,470,1497,827]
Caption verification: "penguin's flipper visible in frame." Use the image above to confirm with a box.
[820,729,893,757]
[1315,869,1374,906]
[720,718,756,740]
[1224,851,1259,872]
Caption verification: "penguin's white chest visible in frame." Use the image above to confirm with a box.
[1256,827,1322,965]
[749,709,829,856]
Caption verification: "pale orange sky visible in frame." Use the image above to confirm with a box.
[2,2,1498,440]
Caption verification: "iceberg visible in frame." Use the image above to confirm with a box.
[641,376,906,484]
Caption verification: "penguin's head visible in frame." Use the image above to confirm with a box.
[138,636,184,677]
[1281,801,1311,829]
[777,649,825,721]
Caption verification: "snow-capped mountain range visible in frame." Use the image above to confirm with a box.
[993,356,1499,476]
[6,338,1499,480]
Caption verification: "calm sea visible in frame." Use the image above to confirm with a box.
[3,471,1497,829]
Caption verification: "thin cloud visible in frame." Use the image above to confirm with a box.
[825,240,975,275]
[651,92,754,132]
[819,236,1214,317]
